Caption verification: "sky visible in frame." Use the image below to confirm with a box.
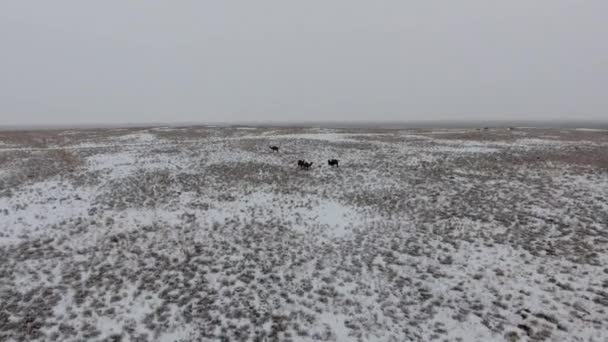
[1,1,607,125]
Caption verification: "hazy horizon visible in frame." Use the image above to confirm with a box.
[2,118,608,131]
[1,1,607,125]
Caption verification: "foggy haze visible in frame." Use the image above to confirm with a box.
[1,1,607,126]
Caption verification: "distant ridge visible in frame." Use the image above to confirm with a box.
[1,119,607,131]
[229,119,608,129]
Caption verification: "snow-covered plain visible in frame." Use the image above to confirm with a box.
[0,127,607,342]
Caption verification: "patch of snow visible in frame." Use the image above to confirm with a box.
[199,192,362,240]
[87,151,138,179]
[112,132,158,143]
[0,180,94,243]
[423,130,471,134]
[574,128,608,132]
[253,132,389,142]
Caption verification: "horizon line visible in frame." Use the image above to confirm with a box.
[1,118,608,131]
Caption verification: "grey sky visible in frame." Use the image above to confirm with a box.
[1,1,606,125]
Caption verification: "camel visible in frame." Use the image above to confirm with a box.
[328,159,339,167]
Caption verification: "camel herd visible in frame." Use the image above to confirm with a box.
[269,145,339,170]
[297,160,314,169]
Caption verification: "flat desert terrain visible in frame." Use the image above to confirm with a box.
[0,126,607,341]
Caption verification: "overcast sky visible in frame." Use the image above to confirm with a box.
[1,1,606,125]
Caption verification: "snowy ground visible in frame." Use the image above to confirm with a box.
[1,126,607,342]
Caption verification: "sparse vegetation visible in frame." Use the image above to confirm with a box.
[0,126,607,341]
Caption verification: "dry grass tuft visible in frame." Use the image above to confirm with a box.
[0,130,67,147]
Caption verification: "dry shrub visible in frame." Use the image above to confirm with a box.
[433,130,518,142]
[328,140,376,151]
[152,127,213,141]
[206,162,289,186]
[0,150,28,169]
[448,145,608,175]
[48,149,83,171]
[263,127,309,135]
[432,128,608,144]
[0,130,67,147]
[230,138,267,154]
[535,147,608,170]
[350,134,407,144]
[333,128,396,135]
[0,149,84,196]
